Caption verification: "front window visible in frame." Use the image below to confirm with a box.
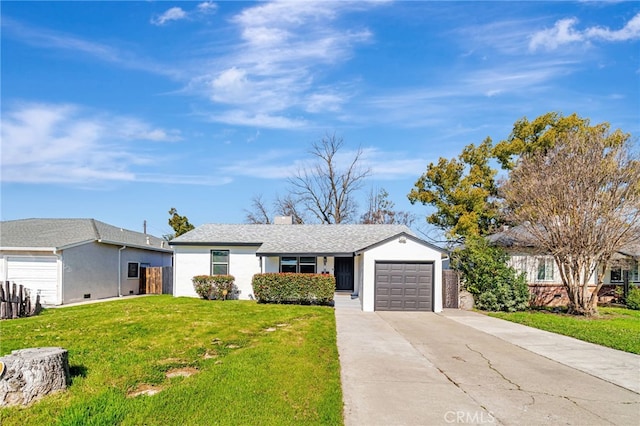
[299,257,316,273]
[280,256,316,273]
[612,262,639,282]
[610,268,622,282]
[280,256,298,273]
[127,262,140,279]
[211,250,229,275]
[536,257,554,281]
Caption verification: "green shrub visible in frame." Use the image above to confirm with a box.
[626,286,640,310]
[252,273,335,305]
[192,275,237,300]
[451,235,529,312]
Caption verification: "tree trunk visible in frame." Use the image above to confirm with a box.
[0,347,70,407]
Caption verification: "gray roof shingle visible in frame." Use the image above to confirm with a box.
[170,224,446,255]
[0,218,171,252]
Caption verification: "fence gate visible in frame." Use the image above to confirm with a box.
[442,269,459,308]
[140,266,173,295]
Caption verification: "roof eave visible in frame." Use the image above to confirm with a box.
[355,232,449,255]
[0,246,58,252]
[169,241,263,247]
[97,239,174,253]
[256,251,355,257]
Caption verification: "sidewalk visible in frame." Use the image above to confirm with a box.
[47,294,154,308]
[441,308,640,394]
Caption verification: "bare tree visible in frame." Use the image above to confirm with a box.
[502,127,640,316]
[244,194,306,224]
[289,133,371,224]
[274,194,306,224]
[244,195,271,224]
[361,187,415,226]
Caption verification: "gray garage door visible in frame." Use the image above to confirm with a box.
[375,262,433,311]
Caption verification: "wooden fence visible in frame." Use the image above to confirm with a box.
[140,266,173,295]
[1,281,42,319]
[442,270,460,309]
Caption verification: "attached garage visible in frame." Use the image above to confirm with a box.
[6,256,59,305]
[375,262,433,311]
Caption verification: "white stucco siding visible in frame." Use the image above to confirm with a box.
[508,254,596,285]
[173,246,261,300]
[354,254,364,309]
[62,243,120,303]
[360,237,444,312]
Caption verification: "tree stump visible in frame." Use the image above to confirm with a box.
[0,347,70,407]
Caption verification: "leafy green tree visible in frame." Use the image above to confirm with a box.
[407,137,501,241]
[493,112,628,170]
[451,236,529,312]
[168,207,195,238]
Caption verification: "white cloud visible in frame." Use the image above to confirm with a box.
[586,12,640,41]
[220,150,303,179]
[209,110,308,129]
[305,92,347,113]
[151,2,218,26]
[219,146,428,181]
[193,1,381,127]
[529,13,640,51]
[197,2,218,14]
[360,148,430,180]
[0,102,183,185]
[2,17,180,78]
[151,7,188,26]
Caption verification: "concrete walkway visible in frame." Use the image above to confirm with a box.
[334,294,640,426]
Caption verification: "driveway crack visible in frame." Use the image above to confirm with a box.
[466,344,536,410]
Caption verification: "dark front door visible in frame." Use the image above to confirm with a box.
[334,257,354,291]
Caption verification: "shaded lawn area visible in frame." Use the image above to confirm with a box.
[488,307,640,354]
[0,296,343,425]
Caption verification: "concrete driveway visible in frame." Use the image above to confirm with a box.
[335,296,640,426]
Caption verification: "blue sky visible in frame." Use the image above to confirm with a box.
[2,1,639,241]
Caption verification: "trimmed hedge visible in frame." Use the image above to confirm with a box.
[192,275,237,300]
[252,273,335,305]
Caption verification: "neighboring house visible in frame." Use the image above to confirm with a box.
[488,225,639,306]
[0,219,173,306]
[170,220,448,312]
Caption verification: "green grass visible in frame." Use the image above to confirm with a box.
[0,296,343,425]
[488,307,640,354]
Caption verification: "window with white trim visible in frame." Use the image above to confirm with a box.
[127,262,140,279]
[610,268,622,282]
[211,250,229,275]
[612,262,639,282]
[536,257,554,281]
[280,256,316,273]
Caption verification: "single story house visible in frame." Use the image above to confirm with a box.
[170,221,448,312]
[488,225,639,306]
[0,218,173,305]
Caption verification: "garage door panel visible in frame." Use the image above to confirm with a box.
[375,262,433,311]
[404,288,417,296]
[7,257,58,305]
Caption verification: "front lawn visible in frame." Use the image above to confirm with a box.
[488,307,640,354]
[0,296,343,425]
